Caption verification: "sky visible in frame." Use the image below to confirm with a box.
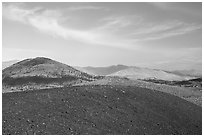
[2,2,202,71]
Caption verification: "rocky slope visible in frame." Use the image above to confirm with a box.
[2,57,95,91]
[75,76,202,106]
[3,85,202,135]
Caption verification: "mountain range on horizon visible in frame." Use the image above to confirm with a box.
[3,59,202,76]
[2,57,201,81]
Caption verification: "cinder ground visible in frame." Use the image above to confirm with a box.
[2,84,202,135]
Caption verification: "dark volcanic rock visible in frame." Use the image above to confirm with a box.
[2,85,202,135]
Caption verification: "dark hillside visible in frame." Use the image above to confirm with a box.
[2,85,202,135]
[2,57,96,91]
[2,57,92,79]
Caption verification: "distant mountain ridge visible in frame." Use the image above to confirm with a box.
[171,69,202,77]
[2,60,19,70]
[109,67,194,81]
[74,64,129,76]
[3,58,200,85]
[4,60,201,79]
[74,65,197,81]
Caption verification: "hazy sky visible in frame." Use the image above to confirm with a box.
[2,2,202,71]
